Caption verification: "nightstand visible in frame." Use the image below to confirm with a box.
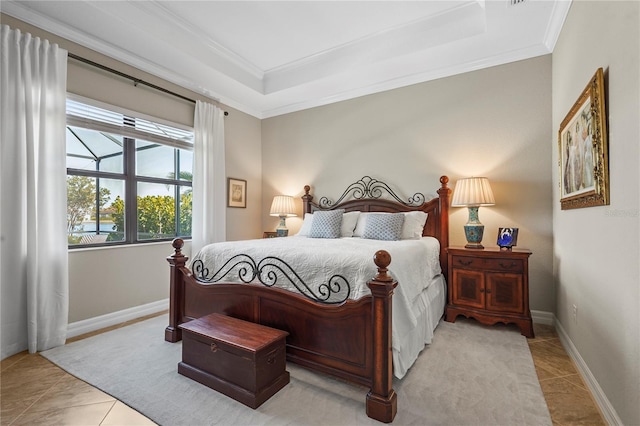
[445,246,534,338]
[263,232,278,238]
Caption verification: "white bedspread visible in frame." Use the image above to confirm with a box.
[193,236,440,299]
[191,236,443,379]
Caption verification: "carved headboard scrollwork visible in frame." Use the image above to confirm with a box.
[302,175,451,277]
[313,176,426,208]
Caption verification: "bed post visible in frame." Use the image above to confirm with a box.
[437,176,451,279]
[302,185,313,214]
[165,238,188,342]
[366,250,398,423]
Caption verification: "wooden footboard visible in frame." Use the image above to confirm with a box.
[166,239,397,422]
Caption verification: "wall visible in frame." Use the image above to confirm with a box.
[262,55,554,314]
[1,15,263,329]
[552,2,640,424]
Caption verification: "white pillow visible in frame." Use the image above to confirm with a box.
[401,211,428,239]
[341,211,360,237]
[353,212,372,238]
[354,211,428,239]
[296,211,360,237]
[296,213,314,236]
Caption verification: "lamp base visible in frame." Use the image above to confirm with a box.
[464,242,485,249]
[463,220,485,250]
[276,215,289,237]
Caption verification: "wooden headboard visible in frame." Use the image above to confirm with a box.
[301,176,451,276]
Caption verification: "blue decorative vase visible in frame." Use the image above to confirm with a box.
[464,206,485,249]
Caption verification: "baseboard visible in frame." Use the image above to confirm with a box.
[555,318,623,425]
[67,299,169,339]
[531,310,554,325]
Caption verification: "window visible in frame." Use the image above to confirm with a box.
[66,97,194,247]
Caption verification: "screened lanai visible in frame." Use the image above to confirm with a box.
[66,98,194,246]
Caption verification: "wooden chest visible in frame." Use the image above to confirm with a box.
[178,313,289,408]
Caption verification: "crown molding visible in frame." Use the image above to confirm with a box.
[263,1,485,94]
[542,0,572,51]
[128,1,264,88]
[1,1,263,117]
[261,41,550,118]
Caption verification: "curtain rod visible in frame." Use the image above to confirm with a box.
[68,53,228,116]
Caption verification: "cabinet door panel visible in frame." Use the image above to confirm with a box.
[452,269,485,309]
[486,273,523,313]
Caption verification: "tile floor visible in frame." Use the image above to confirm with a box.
[1,316,606,426]
[528,322,606,426]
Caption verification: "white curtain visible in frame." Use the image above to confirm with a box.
[0,25,69,357]
[191,101,226,254]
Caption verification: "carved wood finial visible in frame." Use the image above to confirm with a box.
[304,185,311,195]
[440,175,449,188]
[172,238,184,256]
[373,250,392,281]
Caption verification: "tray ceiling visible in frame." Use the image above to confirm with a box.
[3,1,571,118]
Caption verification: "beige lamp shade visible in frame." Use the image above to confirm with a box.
[269,195,297,217]
[451,177,496,207]
[270,195,296,237]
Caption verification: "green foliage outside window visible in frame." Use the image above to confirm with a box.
[68,176,192,243]
[110,191,192,239]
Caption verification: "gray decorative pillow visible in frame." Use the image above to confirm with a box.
[361,213,405,241]
[309,209,345,239]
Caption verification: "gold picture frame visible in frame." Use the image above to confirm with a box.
[227,178,247,208]
[558,68,609,210]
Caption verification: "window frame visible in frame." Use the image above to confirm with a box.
[66,96,194,249]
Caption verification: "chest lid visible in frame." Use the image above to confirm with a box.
[179,313,288,353]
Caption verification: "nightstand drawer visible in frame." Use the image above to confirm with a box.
[482,258,524,273]
[451,256,482,270]
[451,255,523,273]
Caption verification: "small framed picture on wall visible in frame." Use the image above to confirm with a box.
[227,178,247,208]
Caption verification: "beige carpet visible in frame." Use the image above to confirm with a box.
[42,314,551,425]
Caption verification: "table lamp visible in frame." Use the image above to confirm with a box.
[270,195,297,237]
[451,177,495,249]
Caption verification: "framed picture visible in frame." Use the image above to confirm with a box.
[497,227,518,250]
[227,178,247,208]
[558,68,609,210]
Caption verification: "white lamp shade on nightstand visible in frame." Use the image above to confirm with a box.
[270,195,296,236]
[451,177,495,249]
[451,177,495,207]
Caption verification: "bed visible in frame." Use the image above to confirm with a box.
[165,176,451,423]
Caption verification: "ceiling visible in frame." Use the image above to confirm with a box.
[3,1,571,119]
